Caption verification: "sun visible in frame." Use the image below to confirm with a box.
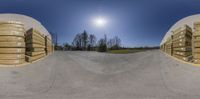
[93,17,107,27]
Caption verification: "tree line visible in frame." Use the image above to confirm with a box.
[60,30,121,52]
[52,30,159,51]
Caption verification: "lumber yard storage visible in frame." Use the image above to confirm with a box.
[0,21,25,65]
[0,14,53,66]
[45,36,52,55]
[25,28,46,62]
[172,25,192,62]
[165,36,173,55]
[193,22,200,63]
[159,14,200,64]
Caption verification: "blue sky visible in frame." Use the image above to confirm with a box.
[0,0,200,47]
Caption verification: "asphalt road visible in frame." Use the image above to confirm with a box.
[0,50,200,99]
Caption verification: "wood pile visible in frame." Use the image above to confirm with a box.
[25,28,46,62]
[0,22,25,65]
[172,25,192,61]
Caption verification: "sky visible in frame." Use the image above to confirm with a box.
[0,0,200,47]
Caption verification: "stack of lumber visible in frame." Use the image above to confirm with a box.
[172,25,192,61]
[52,44,54,52]
[0,21,25,65]
[25,28,46,62]
[161,44,165,52]
[165,36,173,55]
[193,22,200,63]
[45,36,52,55]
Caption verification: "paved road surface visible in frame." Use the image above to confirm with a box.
[0,50,200,99]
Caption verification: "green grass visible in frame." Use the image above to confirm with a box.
[108,49,147,54]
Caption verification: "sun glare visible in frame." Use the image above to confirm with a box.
[93,17,107,27]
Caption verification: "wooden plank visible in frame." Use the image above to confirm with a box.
[26,51,45,56]
[0,54,25,60]
[173,51,192,57]
[26,48,45,52]
[26,43,45,48]
[26,28,45,38]
[173,37,192,43]
[173,54,192,61]
[173,31,192,39]
[173,47,191,51]
[25,53,45,62]
[0,42,25,48]
[26,39,45,45]
[0,36,24,42]
[0,31,24,37]
[194,42,200,48]
[193,53,200,59]
[0,21,24,26]
[25,34,45,43]
[193,58,200,64]
[173,42,191,47]
[0,48,25,54]
[0,24,24,28]
[0,59,25,65]
[193,36,200,40]
[0,27,25,32]
[193,48,200,53]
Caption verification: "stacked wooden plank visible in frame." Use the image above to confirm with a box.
[193,22,200,63]
[165,36,173,55]
[52,44,54,52]
[172,25,192,61]
[0,21,25,65]
[160,44,164,51]
[45,36,52,55]
[25,28,46,62]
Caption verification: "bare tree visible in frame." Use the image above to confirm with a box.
[88,34,96,51]
[107,36,121,50]
[82,30,88,50]
[97,38,107,52]
[72,33,82,50]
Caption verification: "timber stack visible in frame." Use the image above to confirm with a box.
[25,28,46,62]
[193,22,200,63]
[0,21,25,65]
[172,25,192,62]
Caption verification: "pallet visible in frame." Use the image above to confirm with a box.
[173,51,192,57]
[173,54,192,62]
[0,59,25,65]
